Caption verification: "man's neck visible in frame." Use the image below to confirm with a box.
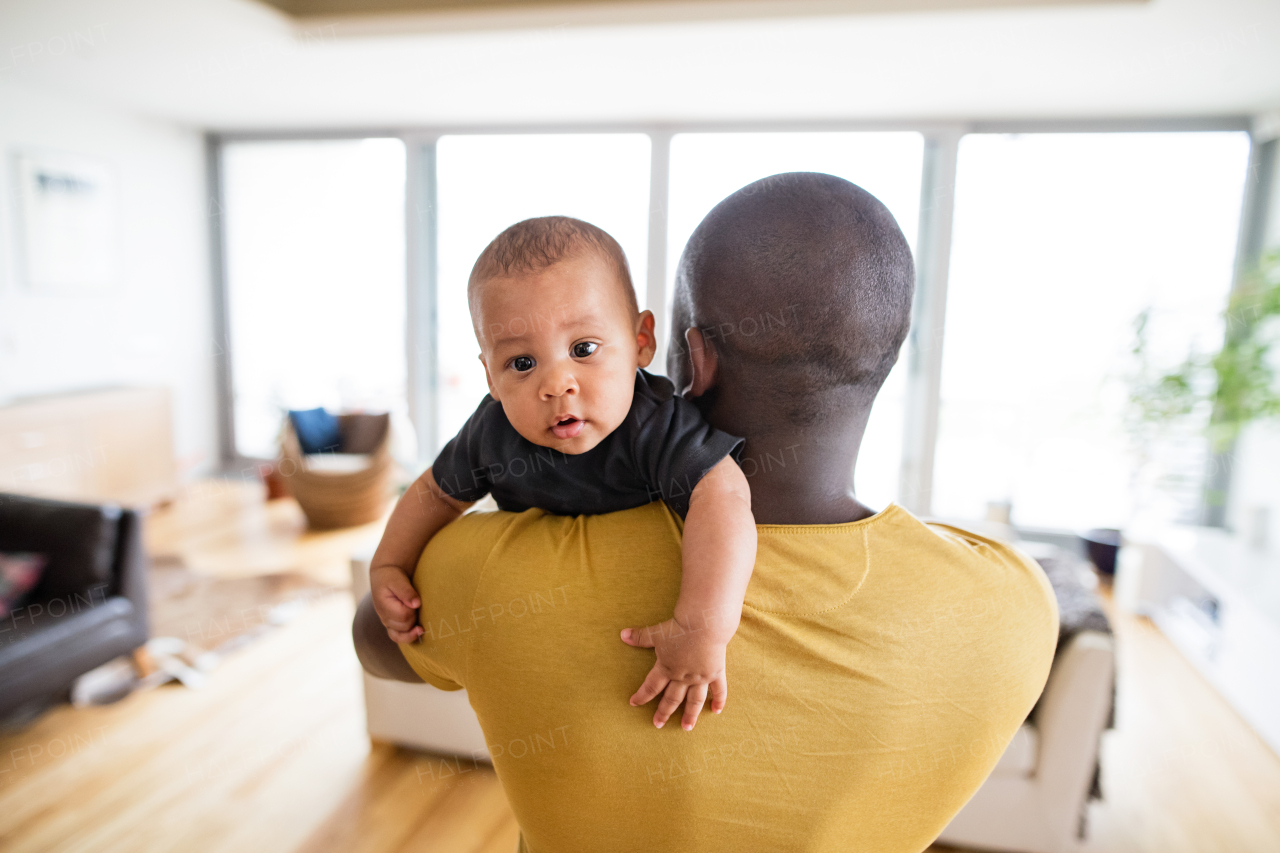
[736,431,875,525]
[693,375,880,525]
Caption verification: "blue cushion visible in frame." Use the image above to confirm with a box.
[289,408,341,454]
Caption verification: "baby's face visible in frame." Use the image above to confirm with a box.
[474,252,655,455]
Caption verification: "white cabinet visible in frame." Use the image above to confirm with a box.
[1118,526,1280,756]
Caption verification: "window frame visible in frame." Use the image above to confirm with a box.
[208,116,1258,521]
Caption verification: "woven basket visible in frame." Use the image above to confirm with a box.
[278,412,395,530]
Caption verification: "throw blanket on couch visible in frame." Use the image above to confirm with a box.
[1034,551,1115,803]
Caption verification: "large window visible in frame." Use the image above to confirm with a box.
[214,125,1254,532]
[666,133,924,510]
[221,138,407,459]
[434,134,651,451]
[934,132,1250,530]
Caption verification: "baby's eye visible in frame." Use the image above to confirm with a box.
[572,341,599,359]
[510,356,535,372]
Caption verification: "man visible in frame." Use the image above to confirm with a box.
[354,172,1058,852]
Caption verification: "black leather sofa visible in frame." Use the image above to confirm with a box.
[0,493,149,720]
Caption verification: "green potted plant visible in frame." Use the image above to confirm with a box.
[1129,249,1280,523]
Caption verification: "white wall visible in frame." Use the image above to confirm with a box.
[1225,137,1280,551]
[0,79,215,477]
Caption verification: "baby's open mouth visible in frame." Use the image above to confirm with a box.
[551,416,585,440]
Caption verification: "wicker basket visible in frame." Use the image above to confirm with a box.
[278,412,395,530]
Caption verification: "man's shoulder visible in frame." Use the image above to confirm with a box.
[853,509,1058,733]
[431,501,680,559]
[867,507,1054,585]
[853,506,1059,645]
[919,519,1059,616]
[418,508,522,581]
[895,513,1060,677]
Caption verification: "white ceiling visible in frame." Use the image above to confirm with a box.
[1,0,1278,130]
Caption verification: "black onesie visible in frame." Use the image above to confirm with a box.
[431,369,743,519]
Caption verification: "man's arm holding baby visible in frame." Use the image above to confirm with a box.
[353,594,423,681]
[621,455,756,731]
[369,467,473,643]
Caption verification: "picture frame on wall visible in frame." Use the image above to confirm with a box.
[15,151,118,292]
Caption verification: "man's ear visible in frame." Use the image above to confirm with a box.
[684,327,718,399]
[635,310,657,368]
[479,353,500,401]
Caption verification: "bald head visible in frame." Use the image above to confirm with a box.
[670,172,914,426]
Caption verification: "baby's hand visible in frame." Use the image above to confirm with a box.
[370,564,423,644]
[620,616,729,731]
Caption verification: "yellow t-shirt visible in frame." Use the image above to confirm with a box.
[401,502,1057,853]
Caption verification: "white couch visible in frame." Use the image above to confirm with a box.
[351,554,1114,852]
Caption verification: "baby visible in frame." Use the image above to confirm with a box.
[369,216,756,732]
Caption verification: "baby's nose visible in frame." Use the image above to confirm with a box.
[540,366,578,398]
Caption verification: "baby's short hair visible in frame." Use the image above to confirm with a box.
[467,216,638,316]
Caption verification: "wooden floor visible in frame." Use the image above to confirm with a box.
[143,476,391,586]
[1,479,1278,852]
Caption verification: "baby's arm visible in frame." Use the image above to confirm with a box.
[621,456,756,730]
[369,467,473,643]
